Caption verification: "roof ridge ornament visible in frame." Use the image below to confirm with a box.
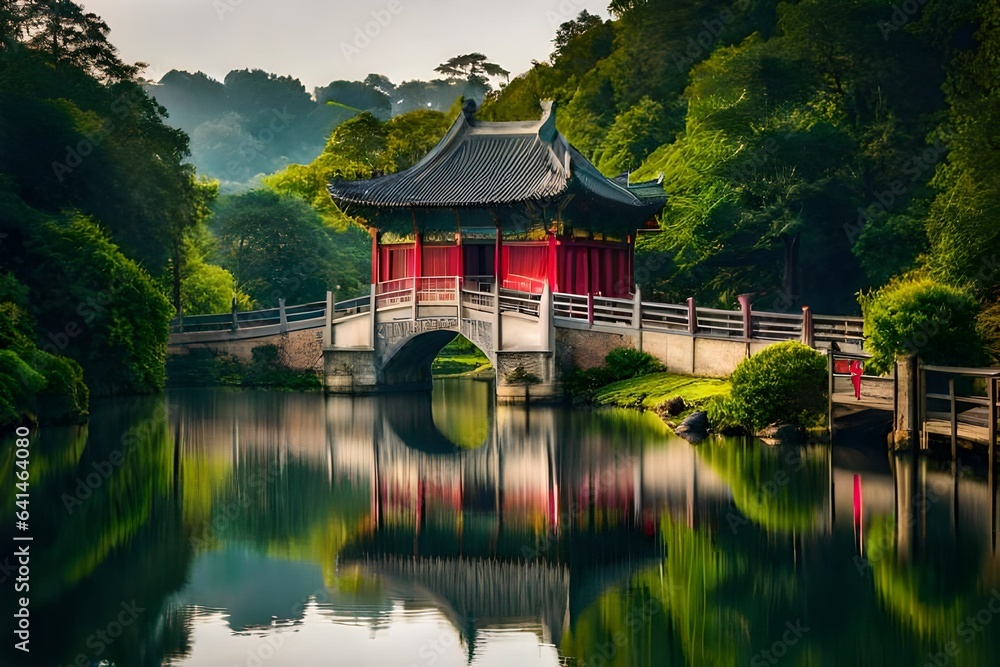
[538,100,557,143]
[462,98,478,123]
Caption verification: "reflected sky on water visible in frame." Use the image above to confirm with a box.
[2,379,999,666]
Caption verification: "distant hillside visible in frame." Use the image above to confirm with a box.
[145,70,479,192]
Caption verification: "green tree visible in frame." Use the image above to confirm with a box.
[925,1,1000,297]
[17,0,141,81]
[435,53,509,98]
[859,277,985,374]
[551,10,605,60]
[211,190,366,306]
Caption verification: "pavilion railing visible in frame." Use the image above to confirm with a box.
[461,288,496,314]
[416,277,460,304]
[498,289,541,317]
[503,274,547,294]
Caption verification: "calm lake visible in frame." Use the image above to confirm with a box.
[2,379,1000,667]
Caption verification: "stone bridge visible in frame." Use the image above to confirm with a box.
[169,279,865,402]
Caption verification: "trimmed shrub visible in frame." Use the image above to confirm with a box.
[728,341,827,431]
[859,278,985,375]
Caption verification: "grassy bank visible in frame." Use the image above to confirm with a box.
[431,335,493,377]
[431,352,493,377]
[592,372,731,414]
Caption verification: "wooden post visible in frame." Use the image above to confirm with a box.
[738,294,752,340]
[949,377,957,462]
[587,293,595,327]
[989,377,997,474]
[687,297,698,335]
[230,298,239,332]
[919,366,927,451]
[907,355,920,451]
[828,351,835,438]
[801,306,814,348]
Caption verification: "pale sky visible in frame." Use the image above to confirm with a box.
[80,0,611,91]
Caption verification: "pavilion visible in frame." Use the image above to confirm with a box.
[328,99,666,298]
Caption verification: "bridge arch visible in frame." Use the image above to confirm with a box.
[379,329,496,391]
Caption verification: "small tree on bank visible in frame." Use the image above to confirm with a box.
[859,277,985,375]
[728,341,827,432]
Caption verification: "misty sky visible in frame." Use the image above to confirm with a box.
[80,0,610,90]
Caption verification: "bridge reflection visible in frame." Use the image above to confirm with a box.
[161,385,1000,665]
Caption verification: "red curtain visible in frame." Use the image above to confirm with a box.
[423,246,460,277]
[556,243,631,297]
[383,246,414,281]
[506,245,547,282]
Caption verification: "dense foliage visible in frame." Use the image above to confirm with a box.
[483,0,996,322]
[727,341,827,431]
[148,58,503,191]
[0,274,88,427]
[210,190,370,306]
[165,345,321,390]
[0,4,194,403]
[147,69,357,190]
[860,277,985,374]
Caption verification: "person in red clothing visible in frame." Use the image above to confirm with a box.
[850,360,863,400]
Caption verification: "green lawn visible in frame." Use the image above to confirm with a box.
[592,372,731,411]
[431,353,494,377]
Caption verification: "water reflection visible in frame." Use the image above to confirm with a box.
[1,380,999,666]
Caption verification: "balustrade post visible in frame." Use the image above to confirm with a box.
[278,298,288,334]
[324,291,334,349]
[633,286,643,331]
[230,298,239,332]
[541,281,553,351]
[587,293,595,327]
[369,284,377,349]
[687,297,697,335]
[801,305,814,347]
[738,294,752,340]
[493,282,502,352]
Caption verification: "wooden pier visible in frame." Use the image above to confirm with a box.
[829,352,999,468]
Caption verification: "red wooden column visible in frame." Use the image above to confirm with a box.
[627,235,635,295]
[494,222,503,288]
[413,234,423,279]
[454,210,465,282]
[370,229,380,285]
[548,229,559,292]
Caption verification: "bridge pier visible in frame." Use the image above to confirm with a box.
[324,349,379,394]
[495,351,560,403]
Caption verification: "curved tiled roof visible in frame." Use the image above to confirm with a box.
[328,101,664,212]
